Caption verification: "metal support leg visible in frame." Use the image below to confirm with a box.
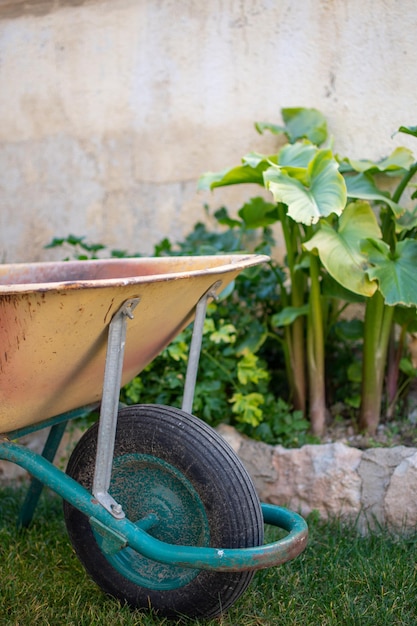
[93,298,140,519]
[17,420,68,528]
[182,282,222,414]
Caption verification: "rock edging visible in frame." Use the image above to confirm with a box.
[2,424,416,534]
[217,424,417,534]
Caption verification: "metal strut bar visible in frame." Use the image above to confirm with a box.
[93,298,140,519]
[94,283,220,520]
[181,281,222,414]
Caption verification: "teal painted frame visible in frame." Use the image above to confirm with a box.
[0,434,308,572]
[4,405,98,527]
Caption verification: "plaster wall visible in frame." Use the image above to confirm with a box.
[0,0,416,262]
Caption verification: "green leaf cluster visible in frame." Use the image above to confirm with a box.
[199,109,417,435]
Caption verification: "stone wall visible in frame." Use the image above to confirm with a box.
[218,425,417,534]
[0,0,417,262]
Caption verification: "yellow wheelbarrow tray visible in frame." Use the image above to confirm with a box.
[0,254,307,620]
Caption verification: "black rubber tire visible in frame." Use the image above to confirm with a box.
[63,404,264,619]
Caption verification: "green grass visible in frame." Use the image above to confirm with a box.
[1,486,417,625]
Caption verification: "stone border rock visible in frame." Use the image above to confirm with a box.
[217,424,417,534]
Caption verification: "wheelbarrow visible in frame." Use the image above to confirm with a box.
[0,254,307,619]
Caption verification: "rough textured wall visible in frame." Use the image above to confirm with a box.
[0,0,416,262]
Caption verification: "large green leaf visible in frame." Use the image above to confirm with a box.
[339,147,415,174]
[399,357,417,378]
[303,201,381,297]
[198,156,271,190]
[345,172,404,217]
[272,305,310,327]
[281,108,328,145]
[398,125,417,138]
[266,142,318,188]
[277,141,318,169]
[362,238,417,306]
[322,273,366,303]
[264,149,347,225]
[395,205,417,234]
[255,121,287,137]
[242,152,278,168]
[214,207,242,228]
[238,197,279,228]
[393,306,417,333]
[255,107,328,146]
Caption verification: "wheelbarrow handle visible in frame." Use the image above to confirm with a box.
[118,502,308,573]
[0,440,307,572]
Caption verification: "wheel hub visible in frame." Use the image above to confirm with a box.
[92,453,211,590]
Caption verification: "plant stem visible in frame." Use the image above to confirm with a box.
[307,253,326,435]
[392,162,417,203]
[278,204,306,412]
[386,324,407,419]
[359,291,394,434]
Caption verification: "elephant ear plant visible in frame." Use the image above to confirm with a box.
[306,125,417,434]
[199,109,417,436]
